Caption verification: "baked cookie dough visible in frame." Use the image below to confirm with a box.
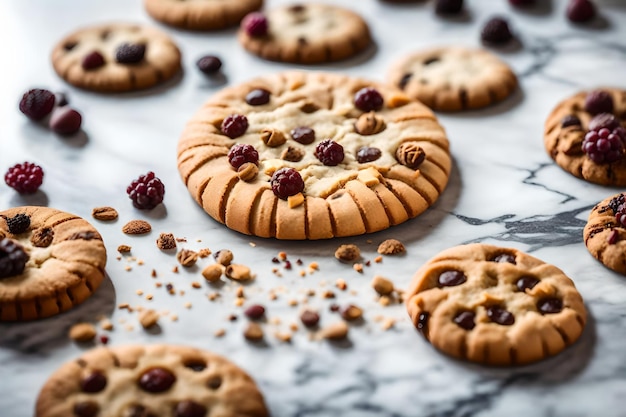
[0,206,107,321]
[584,192,626,275]
[544,88,626,186]
[51,23,182,92]
[177,71,452,240]
[388,46,518,111]
[144,0,263,30]
[237,4,372,64]
[35,344,269,417]
[405,243,587,366]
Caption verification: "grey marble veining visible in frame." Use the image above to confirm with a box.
[1,0,626,416]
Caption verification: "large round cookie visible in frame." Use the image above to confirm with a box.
[177,71,452,240]
[51,23,181,92]
[544,88,626,186]
[583,192,626,275]
[0,206,106,321]
[237,4,372,64]
[405,244,587,366]
[387,46,518,111]
[144,0,263,30]
[35,344,270,417]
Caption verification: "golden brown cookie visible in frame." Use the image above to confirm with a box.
[0,206,107,321]
[237,4,372,64]
[144,0,263,30]
[35,344,270,417]
[544,88,626,186]
[405,243,587,366]
[51,23,182,92]
[177,71,452,240]
[387,46,518,111]
[583,192,626,275]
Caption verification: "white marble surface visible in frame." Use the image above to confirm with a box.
[1,0,626,416]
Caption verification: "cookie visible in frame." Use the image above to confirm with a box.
[405,243,587,366]
[51,23,182,92]
[144,0,263,30]
[387,46,518,111]
[177,71,452,240]
[543,88,626,186]
[583,192,626,275]
[237,4,372,64]
[35,344,269,417]
[0,206,107,321]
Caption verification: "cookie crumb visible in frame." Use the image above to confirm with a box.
[379,296,391,306]
[214,328,226,338]
[117,245,131,253]
[335,244,360,262]
[139,309,159,329]
[151,269,157,278]
[275,331,292,343]
[156,232,177,250]
[191,281,202,289]
[122,220,152,235]
[136,289,144,296]
[225,264,252,281]
[177,249,198,267]
[69,323,97,342]
[197,248,212,258]
[321,290,335,299]
[374,255,383,263]
[145,294,153,301]
[99,318,114,331]
[244,322,264,341]
[335,279,347,291]
[353,263,364,273]
[340,304,363,321]
[184,302,192,309]
[377,239,406,255]
[92,206,118,221]
[172,266,179,273]
[371,275,394,296]
[215,249,234,266]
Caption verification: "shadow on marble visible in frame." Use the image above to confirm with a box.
[58,129,89,148]
[509,0,554,16]
[9,190,49,208]
[568,14,612,31]
[436,8,474,24]
[137,203,168,220]
[198,72,229,90]
[0,273,117,354]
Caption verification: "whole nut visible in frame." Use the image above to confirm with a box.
[340,304,363,321]
[214,249,234,266]
[354,111,386,135]
[139,309,159,329]
[92,206,119,221]
[396,142,426,169]
[225,264,252,281]
[202,264,223,282]
[320,321,349,340]
[244,322,264,341]
[69,323,97,342]
[237,162,258,181]
[371,275,394,296]
[260,128,287,147]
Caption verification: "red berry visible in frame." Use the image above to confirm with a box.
[5,162,44,194]
[567,0,596,23]
[221,114,249,139]
[49,107,82,135]
[19,89,55,121]
[196,55,222,74]
[315,139,344,166]
[115,43,146,64]
[270,168,304,199]
[481,17,514,45]
[242,12,268,37]
[582,127,625,164]
[228,144,259,170]
[584,90,613,115]
[127,171,165,209]
[354,87,384,112]
[82,51,106,70]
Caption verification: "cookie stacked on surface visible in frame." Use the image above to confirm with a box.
[144,0,263,30]
[584,192,626,275]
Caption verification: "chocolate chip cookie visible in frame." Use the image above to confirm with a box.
[388,46,518,111]
[0,207,107,321]
[237,4,372,64]
[51,23,182,92]
[584,192,626,275]
[177,71,452,240]
[35,344,269,417]
[544,88,626,186]
[144,0,263,30]
[405,243,587,366]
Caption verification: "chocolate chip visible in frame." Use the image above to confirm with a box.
[399,73,412,89]
[73,401,99,417]
[561,115,582,128]
[423,57,440,65]
[138,367,176,393]
[81,371,107,393]
[115,43,146,64]
[174,400,207,417]
[437,270,467,287]
[290,126,315,144]
[356,147,382,163]
[64,41,78,51]
[516,276,539,292]
[245,89,271,106]
[486,306,515,326]
[537,298,563,314]
[122,405,157,417]
[491,253,516,264]
[206,376,222,390]
[298,37,308,46]
[300,310,320,327]
[184,361,206,372]
[453,311,476,330]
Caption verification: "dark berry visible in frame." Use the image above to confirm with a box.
[196,55,222,74]
[138,367,176,393]
[127,171,165,210]
[537,298,563,314]
[300,310,320,327]
[242,12,269,37]
[221,114,249,139]
[615,204,626,227]
[561,115,582,128]
[585,90,614,115]
[246,89,271,106]
[509,0,535,5]
[49,107,82,135]
[81,371,107,393]
[566,0,596,23]
[73,401,100,417]
[589,113,621,132]
[270,167,304,199]
[244,304,265,320]
[228,144,259,170]
[438,270,466,287]
[356,146,382,163]
[175,400,207,417]
[290,126,316,144]
[315,139,344,166]
[5,162,44,194]
[435,0,463,15]
[486,305,515,325]
[354,87,384,112]
[481,17,514,45]
[5,214,31,234]
[582,126,625,164]
[516,276,540,292]
[608,193,626,214]
[115,43,146,64]
[82,51,106,70]
[0,238,29,279]
[491,253,516,264]
[19,89,55,121]
[453,311,475,330]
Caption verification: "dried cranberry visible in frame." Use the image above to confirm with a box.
[537,298,563,314]
[516,276,540,292]
[453,311,476,330]
[73,401,100,417]
[435,0,463,15]
[481,17,514,45]
[4,161,44,194]
[354,87,384,112]
[486,306,515,325]
[356,147,382,163]
[82,51,106,70]
[270,167,304,199]
[315,139,344,166]
[228,144,259,170]
[246,89,271,106]
[0,238,29,279]
[127,171,165,210]
[244,304,265,320]
[49,107,82,135]
[138,367,176,393]
[561,115,582,128]
[589,113,621,132]
[566,0,596,23]
[5,214,31,235]
[607,229,620,244]
[174,400,207,417]
[81,371,107,393]
[300,310,320,327]
[221,114,249,139]
[19,88,55,120]
[291,126,316,144]
[616,205,626,228]
[584,90,614,115]
[115,43,146,64]
[242,12,268,37]
[438,270,466,287]
[196,55,222,74]
[491,253,516,264]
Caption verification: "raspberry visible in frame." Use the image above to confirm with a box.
[5,214,31,235]
[356,146,382,163]
[196,55,222,74]
[82,51,106,70]
[584,90,614,115]
[435,0,463,15]
[221,114,249,139]
[354,87,384,112]
[582,126,625,164]
[481,17,514,45]
[246,89,271,106]
[242,12,268,37]
[5,162,44,194]
[270,168,304,199]
[49,107,82,135]
[561,115,581,128]
[228,144,259,170]
[315,139,344,166]
[0,238,30,279]
[290,126,315,144]
[19,89,55,121]
[127,171,165,210]
[566,0,596,23]
[589,113,621,132]
[115,43,146,64]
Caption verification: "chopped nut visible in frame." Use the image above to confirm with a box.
[135,289,144,296]
[379,295,391,307]
[234,297,245,306]
[288,192,305,208]
[237,162,259,181]
[197,248,212,258]
[374,255,383,263]
[69,323,97,342]
[117,244,131,253]
[335,279,347,291]
[335,244,360,262]
[202,264,223,282]
[281,146,305,162]
[156,233,177,250]
[396,142,426,169]
[92,206,119,221]
[100,318,114,331]
[225,264,252,281]
[354,111,386,135]
[275,332,292,343]
[122,220,151,235]
[235,286,245,298]
[177,249,198,267]
[184,302,192,309]
[214,249,234,266]
[145,294,153,301]
[372,275,394,296]
[340,304,363,321]
[353,263,364,273]
[244,322,264,341]
[214,328,226,338]
[278,251,288,261]
[208,292,219,301]
[377,239,406,255]
[172,266,179,273]
[30,227,54,248]
[260,128,287,147]
[382,318,396,330]
[151,269,157,278]
[387,93,410,108]
[139,309,159,329]
[321,290,335,299]
[191,281,202,289]
[320,321,349,340]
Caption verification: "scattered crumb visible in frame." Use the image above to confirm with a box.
[377,239,406,255]
[215,249,234,266]
[145,294,153,301]
[382,318,396,330]
[136,289,144,296]
[371,275,394,296]
[335,279,347,291]
[202,264,223,282]
[275,331,292,343]
[214,328,226,338]
[184,302,192,309]
[177,249,198,267]
[156,232,177,250]
[321,290,335,299]
[341,304,363,321]
[100,318,114,331]
[379,296,391,307]
[249,242,256,247]
[92,206,118,221]
[197,248,212,258]
[320,321,349,340]
[122,220,152,235]
[335,244,360,262]
[172,266,179,273]
[191,281,202,289]
[151,269,157,278]
[117,245,131,253]
[353,263,363,273]
[244,322,264,341]
[225,264,252,281]
[208,292,219,301]
[374,255,383,263]
[69,323,97,342]
[139,309,159,329]
[234,298,245,307]
[235,286,245,298]
[278,252,288,261]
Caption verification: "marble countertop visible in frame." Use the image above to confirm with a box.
[2,0,626,416]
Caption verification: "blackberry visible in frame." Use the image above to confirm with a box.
[115,43,146,64]
[221,114,249,139]
[50,107,82,135]
[566,0,596,23]
[290,126,316,144]
[616,206,626,227]
[270,168,304,199]
[608,193,625,214]
[481,17,514,45]
[584,90,614,115]
[19,89,55,121]
[354,87,384,112]
[5,214,31,234]
[435,0,463,15]
[0,238,30,279]
[196,55,222,74]
[315,139,344,166]
[5,162,44,194]
[246,89,271,106]
[82,51,106,70]
[582,126,625,164]
[242,12,269,37]
[228,144,259,170]
[561,115,581,128]
[127,171,165,210]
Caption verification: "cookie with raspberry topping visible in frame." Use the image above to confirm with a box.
[584,192,626,275]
